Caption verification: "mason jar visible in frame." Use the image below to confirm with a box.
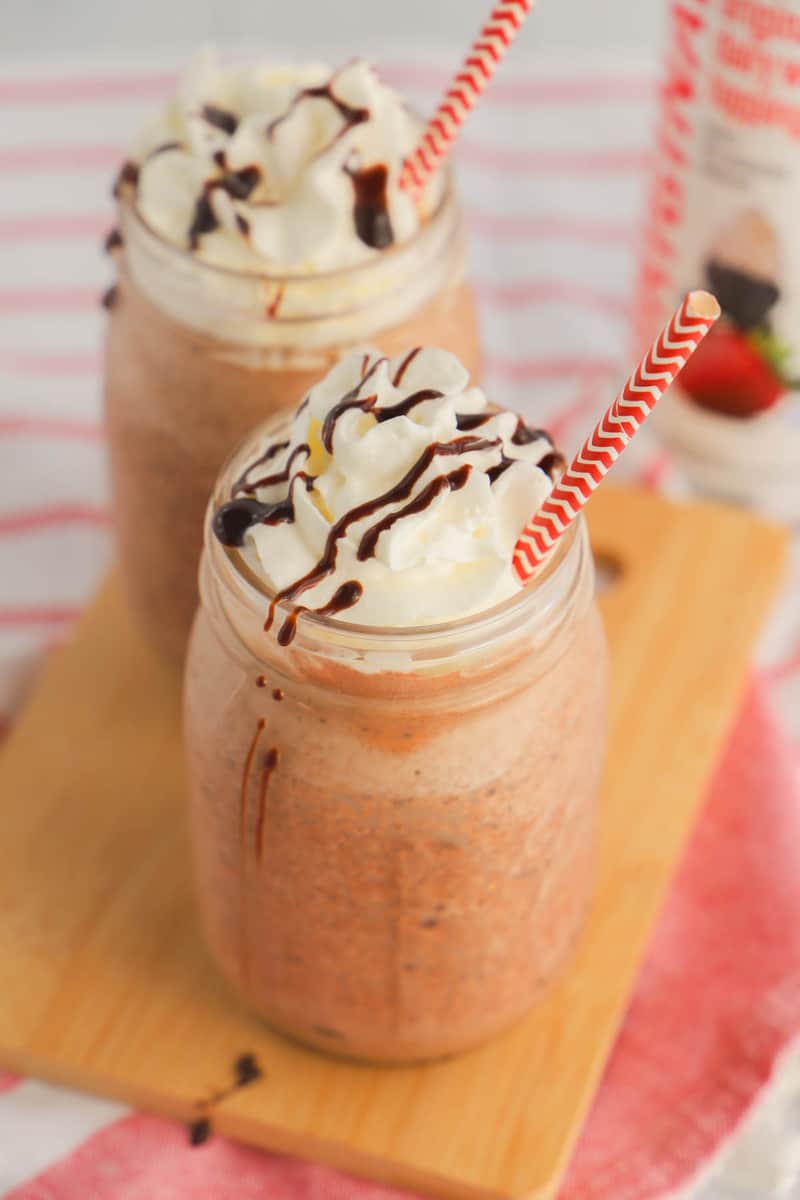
[183,419,608,1064]
[104,172,479,665]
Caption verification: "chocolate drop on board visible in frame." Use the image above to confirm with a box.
[233,1052,263,1087]
[346,162,394,250]
[188,1117,211,1146]
[272,688,284,701]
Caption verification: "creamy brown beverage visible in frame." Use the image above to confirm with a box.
[104,51,480,664]
[184,347,607,1063]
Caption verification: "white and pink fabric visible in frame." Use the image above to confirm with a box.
[1,48,799,1199]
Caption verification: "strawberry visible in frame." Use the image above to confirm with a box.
[679,324,784,418]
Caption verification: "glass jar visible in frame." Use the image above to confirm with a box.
[183,420,608,1064]
[104,172,480,665]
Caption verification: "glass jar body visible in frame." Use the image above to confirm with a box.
[184,497,607,1063]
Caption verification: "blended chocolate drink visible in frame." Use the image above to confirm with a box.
[104,51,480,664]
[184,347,607,1063]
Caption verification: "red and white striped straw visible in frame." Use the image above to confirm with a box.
[400,0,534,193]
[512,290,721,584]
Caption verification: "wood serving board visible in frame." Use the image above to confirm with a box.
[0,486,786,1200]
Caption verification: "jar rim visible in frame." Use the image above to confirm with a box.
[205,416,591,663]
[118,163,455,287]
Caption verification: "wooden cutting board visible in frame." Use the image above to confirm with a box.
[0,486,786,1200]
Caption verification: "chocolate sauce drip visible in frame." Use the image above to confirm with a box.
[266,285,284,319]
[357,464,472,561]
[213,497,294,546]
[187,165,261,250]
[220,164,261,200]
[456,411,493,431]
[104,228,123,254]
[265,435,500,633]
[148,140,182,159]
[255,748,280,860]
[240,718,265,849]
[512,416,551,446]
[112,160,139,198]
[375,387,444,422]
[320,357,386,451]
[188,192,218,250]
[486,458,513,486]
[272,687,284,701]
[101,284,119,310]
[346,162,393,249]
[202,104,239,136]
[232,439,289,495]
[236,212,251,237]
[392,347,421,387]
[238,443,310,494]
[486,444,565,487]
[537,450,566,479]
[256,675,267,688]
[277,580,364,646]
[187,1052,263,1145]
[268,82,368,149]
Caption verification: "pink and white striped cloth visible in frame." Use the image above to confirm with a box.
[2,47,800,1200]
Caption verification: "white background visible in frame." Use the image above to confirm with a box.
[1,0,666,57]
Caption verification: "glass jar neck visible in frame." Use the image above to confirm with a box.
[198,424,596,699]
[118,174,465,355]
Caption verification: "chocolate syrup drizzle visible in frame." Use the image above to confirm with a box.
[202,104,239,136]
[267,80,393,251]
[254,747,280,860]
[262,434,500,643]
[345,162,393,249]
[187,162,262,250]
[213,364,562,645]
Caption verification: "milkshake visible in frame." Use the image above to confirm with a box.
[104,52,480,664]
[184,347,607,1063]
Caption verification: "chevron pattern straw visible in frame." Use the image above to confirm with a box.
[513,290,721,583]
[400,0,534,192]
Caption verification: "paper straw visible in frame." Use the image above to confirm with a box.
[400,0,534,192]
[512,290,721,583]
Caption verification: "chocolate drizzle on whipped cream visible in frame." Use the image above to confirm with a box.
[115,52,441,271]
[212,348,563,642]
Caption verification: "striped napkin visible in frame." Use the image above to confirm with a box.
[1,47,799,1200]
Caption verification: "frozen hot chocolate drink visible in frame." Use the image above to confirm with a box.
[104,51,479,664]
[184,347,607,1063]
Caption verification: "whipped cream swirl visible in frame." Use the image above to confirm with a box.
[213,348,564,636]
[117,49,443,274]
